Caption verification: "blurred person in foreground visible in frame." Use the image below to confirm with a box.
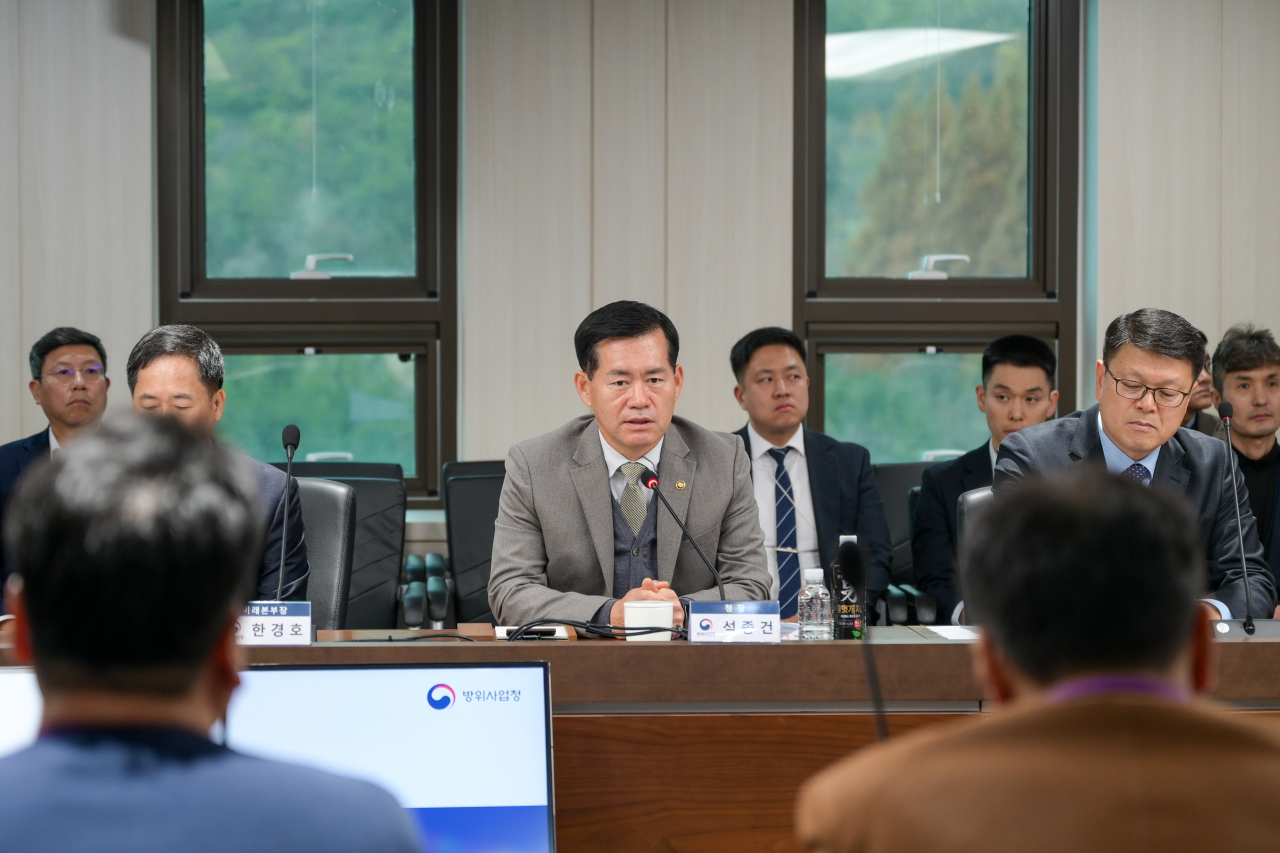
[0,416,418,853]
[797,468,1280,853]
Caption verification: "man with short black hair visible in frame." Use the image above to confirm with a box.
[0,327,110,608]
[727,327,893,615]
[127,324,308,601]
[0,416,418,852]
[797,468,1280,852]
[1212,323,1280,565]
[912,335,1059,623]
[489,301,770,631]
[1183,327,1219,434]
[996,308,1275,619]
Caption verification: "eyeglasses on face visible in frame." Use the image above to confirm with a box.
[1104,366,1189,408]
[43,366,105,385]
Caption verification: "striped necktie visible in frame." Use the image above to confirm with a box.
[769,447,800,618]
[619,461,648,536]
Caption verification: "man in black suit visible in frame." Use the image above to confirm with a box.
[996,308,1275,620]
[1211,324,1280,567]
[729,328,892,615]
[911,335,1060,623]
[1,327,111,610]
[126,325,309,600]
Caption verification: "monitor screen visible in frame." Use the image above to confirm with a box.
[0,663,555,853]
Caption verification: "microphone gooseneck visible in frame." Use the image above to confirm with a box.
[638,467,725,600]
[277,424,301,602]
[1218,403,1256,635]
[837,541,888,741]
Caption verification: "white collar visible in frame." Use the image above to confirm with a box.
[747,422,805,460]
[988,437,998,470]
[48,426,62,456]
[1097,411,1161,477]
[598,428,663,479]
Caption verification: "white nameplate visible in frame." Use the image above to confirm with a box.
[236,601,312,646]
[689,601,781,644]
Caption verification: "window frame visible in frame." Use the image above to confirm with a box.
[794,0,1081,418]
[156,0,459,507]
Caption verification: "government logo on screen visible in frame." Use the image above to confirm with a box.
[427,684,456,710]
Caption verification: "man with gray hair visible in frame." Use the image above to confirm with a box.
[995,308,1274,619]
[1212,324,1280,567]
[126,324,308,600]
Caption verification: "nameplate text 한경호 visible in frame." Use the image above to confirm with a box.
[689,601,781,644]
[236,601,312,646]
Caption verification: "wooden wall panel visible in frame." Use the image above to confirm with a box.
[591,0,667,310]
[1094,0,1223,350]
[15,0,153,437]
[1220,0,1280,334]
[461,0,594,460]
[665,0,793,434]
[0,0,22,442]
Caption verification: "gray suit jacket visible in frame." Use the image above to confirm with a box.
[488,414,771,626]
[995,405,1276,619]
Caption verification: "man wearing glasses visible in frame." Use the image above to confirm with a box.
[996,308,1275,620]
[0,327,111,608]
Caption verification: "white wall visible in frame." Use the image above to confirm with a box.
[0,0,154,444]
[459,0,794,461]
[1092,0,1280,375]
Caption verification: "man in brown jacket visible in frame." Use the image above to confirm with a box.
[796,467,1280,853]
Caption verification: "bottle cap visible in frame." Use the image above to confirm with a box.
[803,568,824,584]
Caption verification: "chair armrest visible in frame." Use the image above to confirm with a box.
[898,584,938,625]
[401,580,427,628]
[424,552,448,580]
[405,554,427,585]
[884,584,909,626]
[426,575,449,626]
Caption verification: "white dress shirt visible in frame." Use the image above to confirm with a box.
[599,432,663,505]
[747,423,821,599]
[48,427,62,457]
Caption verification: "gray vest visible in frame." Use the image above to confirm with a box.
[612,493,659,596]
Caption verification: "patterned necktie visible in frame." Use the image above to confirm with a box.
[1122,461,1151,485]
[769,448,800,618]
[619,461,648,536]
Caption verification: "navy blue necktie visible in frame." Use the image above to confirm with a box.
[1122,461,1151,485]
[769,448,800,618]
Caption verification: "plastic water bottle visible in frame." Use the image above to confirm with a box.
[798,568,832,640]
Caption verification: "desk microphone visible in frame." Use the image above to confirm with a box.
[637,467,725,600]
[836,539,888,740]
[277,424,300,602]
[1217,402,1256,635]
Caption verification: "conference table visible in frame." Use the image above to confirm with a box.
[251,625,1280,853]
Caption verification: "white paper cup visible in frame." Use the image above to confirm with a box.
[623,600,674,641]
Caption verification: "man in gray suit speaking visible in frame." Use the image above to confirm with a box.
[489,301,770,631]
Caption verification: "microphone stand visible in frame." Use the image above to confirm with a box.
[640,471,726,600]
[277,438,297,602]
[1221,411,1256,635]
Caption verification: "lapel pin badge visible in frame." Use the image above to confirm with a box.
[676,480,686,490]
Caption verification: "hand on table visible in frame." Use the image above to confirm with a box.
[609,578,685,629]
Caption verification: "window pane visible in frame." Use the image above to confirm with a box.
[825,0,1030,279]
[219,353,416,475]
[824,352,988,463]
[203,0,415,279]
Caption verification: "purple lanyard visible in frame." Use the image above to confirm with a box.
[1043,674,1190,705]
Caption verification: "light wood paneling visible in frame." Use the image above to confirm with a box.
[1094,0,1223,349]
[665,0,793,433]
[15,0,153,437]
[591,0,667,310]
[0,0,22,441]
[1220,0,1280,334]
[461,0,594,460]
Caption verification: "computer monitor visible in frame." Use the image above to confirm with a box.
[0,662,556,853]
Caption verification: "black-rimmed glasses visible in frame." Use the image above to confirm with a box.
[1104,366,1190,408]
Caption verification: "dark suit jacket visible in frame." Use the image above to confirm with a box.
[248,454,310,601]
[797,694,1280,853]
[0,429,51,608]
[735,426,894,604]
[911,442,992,619]
[995,405,1276,618]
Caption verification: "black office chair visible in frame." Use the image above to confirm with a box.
[870,461,936,586]
[442,460,506,480]
[957,485,995,544]
[443,474,506,624]
[295,477,356,631]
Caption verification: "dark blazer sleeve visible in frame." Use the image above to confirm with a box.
[1205,451,1275,619]
[0,431,50,610]
[845,443,894,605]
[911,463,960,618]
[993,429,1035,488]
[257,471,310,601]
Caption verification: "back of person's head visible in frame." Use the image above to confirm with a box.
[1102,308,1207,375]
[1212,323,1280,393]
[4,414,262,695]
[29,327,108,379]
[126,324,225,394]
[959,468,1203,684]
[730,327,806,384]
[981,335,1056,387]
[574,301,679,379]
